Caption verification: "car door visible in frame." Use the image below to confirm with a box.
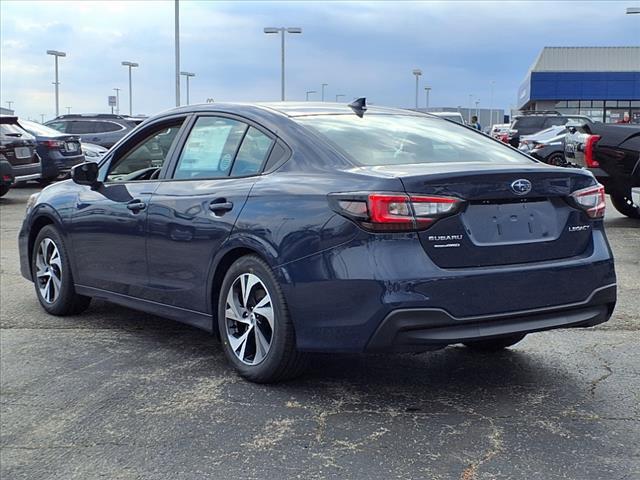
[145,115,276,313]
[70,117,188,297]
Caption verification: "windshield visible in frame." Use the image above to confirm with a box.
[296,114,532,166]
[19,119,65,137]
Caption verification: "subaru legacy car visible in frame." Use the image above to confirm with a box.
[19,102,616,383]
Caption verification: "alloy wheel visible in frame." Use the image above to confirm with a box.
[35,238,63,304]
[225,273,275,365]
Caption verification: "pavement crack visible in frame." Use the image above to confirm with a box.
[458,419,504,480]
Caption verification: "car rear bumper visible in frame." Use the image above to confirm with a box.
[13,162,42,182]
[281,226,616,353]
[366,284,615,352]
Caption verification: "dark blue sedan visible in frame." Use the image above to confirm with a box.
[18,101,616,382]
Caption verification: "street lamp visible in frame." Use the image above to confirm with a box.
[335,94,345,102]
[46,50,66,117]
[424,86,431,110]
[305,90,317,101]
[468,94,473,122]
[264,27,302,101]
[475,100,480,118]
[121,61,139,115]
[113,88,121,115]
[40,114,45,123]
[65,106,71,114]
[5,101,13,111]
[489,80,495,128]
[412,69,422,110]
[180,71,196,105]
[175,0,180,107]
[321,83,328,101]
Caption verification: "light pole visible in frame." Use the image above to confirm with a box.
[113,88,121,115]
[175,0,180,107]
[65,106,71,114]
[46,50,66,117]
[121,61,139,115]
[412,69,422,110]
[335,94,345,102]
[424,86,431,110]
[264,27,302,101]
[475,100,480,118]
[489,80,495,129]
[40,114,45,123]
[180,71,195,105]
[305,90,317,101]
[5,101,13,111]
[468,94,473,122]
[321,83,328,101]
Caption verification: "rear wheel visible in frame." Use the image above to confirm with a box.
[218,255,308,383]
[545,152,565,167]
[610,193,640,219]
[463,334,526,351]
[32,225,91,315]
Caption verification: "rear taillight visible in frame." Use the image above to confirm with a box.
[571,184,605,219]
[584,135,601,168]
[332,193,462,232]
[42,140,64,149]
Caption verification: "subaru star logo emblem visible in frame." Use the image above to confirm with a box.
[511,179,532,195]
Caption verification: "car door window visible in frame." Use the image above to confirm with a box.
[106,123,183,182]
[173,117,247,179]
[94,121,123,133]
[46,121,67,133]
[230,127,274,177]
[68,121,96,134]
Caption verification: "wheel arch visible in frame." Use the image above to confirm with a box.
[27,211,63,276]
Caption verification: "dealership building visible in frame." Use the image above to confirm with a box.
[518,47,640,123]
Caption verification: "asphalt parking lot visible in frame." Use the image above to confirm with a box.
[1,185,638,480]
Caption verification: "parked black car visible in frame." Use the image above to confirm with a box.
[18,119,85,184]
[45,114,145,148]
[0,116,41,195]
[527,134,567,166]
[565,122,640,218]
[509,111,593,147]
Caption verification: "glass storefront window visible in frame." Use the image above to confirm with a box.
[592,101,604,108]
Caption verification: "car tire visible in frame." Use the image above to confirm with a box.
[545,152,565,167]
[463,334,526,351]
[218,255,308,383]
[610,193,640,219]
[0,185,9,197]
[32,225,91,315]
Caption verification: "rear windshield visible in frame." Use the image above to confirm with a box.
[0,123,35,140]
[295,114,532,166]
[19,120,64,137]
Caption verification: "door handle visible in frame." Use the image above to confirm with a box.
[127,200,147,212]
[209,199,233,214]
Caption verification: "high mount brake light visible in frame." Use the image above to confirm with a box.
[333,193,462,232]
[584,135,601,168]
[571,184,605,219]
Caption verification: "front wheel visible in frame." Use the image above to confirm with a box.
[218,255,308,383]
[545,152,565,167]
[32,225,91,315]
[610,193,640,219]
[463,333,526,352]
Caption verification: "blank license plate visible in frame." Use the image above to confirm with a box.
[15,147,31,159]
[66,142,78,152]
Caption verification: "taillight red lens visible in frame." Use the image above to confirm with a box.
[334,193,462,231]
[43,140,64,149]
[584,135,601,168]
[571,184,605,219]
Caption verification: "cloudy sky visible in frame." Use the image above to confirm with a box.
[1,0,638,121]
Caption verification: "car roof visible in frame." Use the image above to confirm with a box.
[158,102,422,120]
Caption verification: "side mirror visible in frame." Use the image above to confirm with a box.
[71,162,100,187]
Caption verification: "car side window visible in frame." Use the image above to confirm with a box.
[106,123,183,182]
[173,117,247,180]
[230,127,274,177]
[46,121,67,133]
[68,121,96,134]
[544,117,568,127]
[94,121,123,133]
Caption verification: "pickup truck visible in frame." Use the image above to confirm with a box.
[565,122,640,218]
